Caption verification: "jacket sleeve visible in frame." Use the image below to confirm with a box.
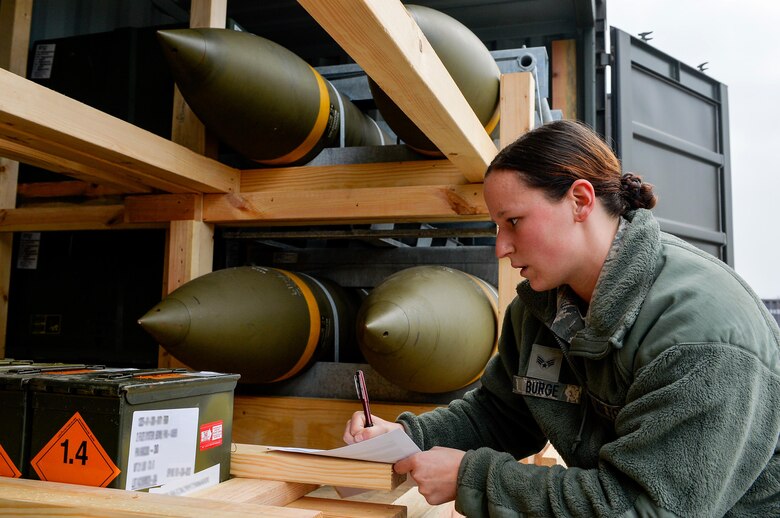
[454,343,780,517]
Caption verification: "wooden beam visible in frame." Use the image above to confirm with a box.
[166,217,214,289]
[156,216,213,370]
[241,160,466,192]
[196,185,488,226]
[17,181,125,199]
[190,478,407,518]
[312,480,456,518]
[0,136,153,193]
[0,68,239,193]
[0,0,32,360]
[0,497,163,518]
[189,0,227,28]
[287,497,407,518]
[232,443,405,491]
[0,477,321,518]
[125,194,203,223]
[497,73,535,327]
[158,0,226,370]
[551,40,577,120]
[233,396,440,450]
[191,478,318,506]
[0,0,32,74]
[0,205,164,232]
[297,0,497,182]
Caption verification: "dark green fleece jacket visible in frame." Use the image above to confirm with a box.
[398,209,780,517]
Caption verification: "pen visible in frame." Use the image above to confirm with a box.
[354,369,374,427]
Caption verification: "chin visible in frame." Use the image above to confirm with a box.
[526,277,553,293]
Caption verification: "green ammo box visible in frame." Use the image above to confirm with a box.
[0,364,94,479]
[25,368,240,492]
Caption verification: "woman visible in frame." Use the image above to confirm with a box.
[345,120,780,516]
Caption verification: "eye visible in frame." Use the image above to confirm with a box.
[509,217,519,226]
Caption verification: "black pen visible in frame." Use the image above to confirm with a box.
[354,369,374,427]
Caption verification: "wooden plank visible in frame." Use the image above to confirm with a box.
[0,497,161,517]
[157,217,213,370]
[551,40,577,120]
[233,396,440,450]
[0,205,164,232]
[166,217,213,290]
[232,443,405,491]
[200,185,488,225]
[496,73,534,327]
[125,194,203,223]
[189,0,227,28]
[287,496,406,518]
[241,160,466,192]
[0,68,239,193]
[159,0,225,369]
[0,0,32,360]
[311,481,459,518]
[0,136,154,193]
[17,181,125,199]
[296,0,497,182]
[0,0,32,74]
[190,478,406,518]
[191,478,317,506]
[0,477,321,518]
[0,232,10,358]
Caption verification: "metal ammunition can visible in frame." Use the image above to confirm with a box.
[0,364,94,479]
[25,368,240,492]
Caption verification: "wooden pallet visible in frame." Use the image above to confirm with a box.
[0,442,461,517]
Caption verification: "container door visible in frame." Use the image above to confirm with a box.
[610,27,732,264]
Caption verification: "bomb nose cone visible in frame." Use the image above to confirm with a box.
[156,29,208,83]
[138,298,191,347]
[359,301,410,355]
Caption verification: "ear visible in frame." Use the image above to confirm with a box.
[569,179,595,222]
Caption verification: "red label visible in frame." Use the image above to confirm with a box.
[0,443,21,478]
[46,369,100,375]
[136,373,188,380]
[199,420,223,450]
[31,412,120,487]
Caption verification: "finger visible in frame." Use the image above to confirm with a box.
[353,420,385,442]
[343,411,368,443]
[393,457,411,475]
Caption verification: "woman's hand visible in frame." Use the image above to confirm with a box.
[394,447,465,505]
[343,411,404,444]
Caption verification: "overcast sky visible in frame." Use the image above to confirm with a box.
[606,1,780,299]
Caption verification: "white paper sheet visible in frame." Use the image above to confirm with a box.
[268,428,421,464]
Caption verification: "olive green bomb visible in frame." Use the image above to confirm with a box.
[138,266,360,384]
[356,266,498,393]
[368,4,501,155]
[156,28,390,165]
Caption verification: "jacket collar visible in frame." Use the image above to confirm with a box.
[517,209,661,359]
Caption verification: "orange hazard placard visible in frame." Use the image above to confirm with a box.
[0,443,21,478]
[30,412,120,487]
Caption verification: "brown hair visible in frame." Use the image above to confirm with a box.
[486,120,657,216]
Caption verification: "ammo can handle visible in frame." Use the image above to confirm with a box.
[92,368,188,380]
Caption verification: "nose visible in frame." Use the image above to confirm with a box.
[494,228,514,259]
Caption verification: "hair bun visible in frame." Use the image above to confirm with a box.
[620,173,658,211]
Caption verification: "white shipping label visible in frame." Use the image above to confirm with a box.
[148,464,220,496]
[16,232,41,270]
[126,408,199,491]
[31,44,56,79]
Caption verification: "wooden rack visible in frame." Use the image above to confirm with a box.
[0,0,538,350]
[0,0,574,465]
